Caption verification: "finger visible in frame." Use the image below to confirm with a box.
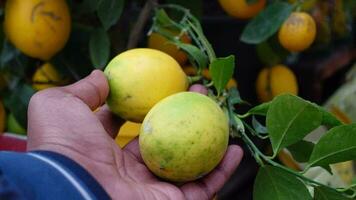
[61,70,109,110]
[95,104,124,138]
[180,145,243,200]
[123,138,144,163]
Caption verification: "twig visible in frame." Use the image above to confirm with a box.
[126,0,158,49]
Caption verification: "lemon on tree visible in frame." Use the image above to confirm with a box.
[115,121,141,148]
[218,0,266,19]
[148,31,191,65]
[4,0,71,60]
[32,62,64,91]
[139,92,229,182]
[278,12,316,52]
[256,64,298,102]
[104,48,188,122]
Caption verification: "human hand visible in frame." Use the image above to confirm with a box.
[27,70,244,200]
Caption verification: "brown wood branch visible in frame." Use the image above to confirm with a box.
[126,0,158,49]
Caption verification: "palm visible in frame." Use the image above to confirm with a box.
[27,70,243,199]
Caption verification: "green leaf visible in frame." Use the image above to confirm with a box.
[228,87,247,106]
[165,0,202,19]
[246,0,259,5]
[267,94,323,156]
[308,124,356,168]
[3,84,35,128]
[97,0,124,30]
[209,55,235,95]
[89,28,110,69]
[317,106,343,127]
[314,186,351,200]
[175,43,208,70]
[287,140,314,163]
[248,102,271,116]
[253,166,312,200]
[240,2,293,44]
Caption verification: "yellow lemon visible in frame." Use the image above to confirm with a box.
[115,121,141,148]
[4,0,71,60]
[256,65,298,102]
[218,0,266,19]
[105,48,188,122]
[278,12,316,52]
[139,92,229,182]
[32,62,63,91]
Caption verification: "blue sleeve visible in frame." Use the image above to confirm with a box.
[0,151,111,200]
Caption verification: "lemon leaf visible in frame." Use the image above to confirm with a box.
[89,28,110,69]
[253,166,312,200]
[248,102,271,116]
[307,124,356,168]
[287,140,314,163]
[97,0,124,30]
[266,94,322,156]
[314,186,351,200]
[240,2,293,44]
[209,55,235,96]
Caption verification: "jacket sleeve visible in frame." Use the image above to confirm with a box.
[0,151,111,200]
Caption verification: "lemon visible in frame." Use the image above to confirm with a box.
[139,92,229,182]
[4,0,71,60]
[104,48,188,122]
[32,62,63,90]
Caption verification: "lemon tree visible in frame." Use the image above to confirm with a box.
[150,5,356,199]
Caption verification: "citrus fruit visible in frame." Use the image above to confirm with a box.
[278,12,316,52]
[148,31,191,65]
[139,92,229,182]
[0,101,6,134]
[7,113,26,135]
[4,0,71,60]
[218,0,266,19]
[256,65,298,102]
[32,62,63,91]
[104,48,188,122]
[115,121,141,148]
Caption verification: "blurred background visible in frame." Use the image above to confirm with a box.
[0,0,355,199]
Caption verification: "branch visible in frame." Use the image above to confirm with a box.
[126,0,158,49]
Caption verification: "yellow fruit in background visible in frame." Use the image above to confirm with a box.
[226,78,238,89]
[32,62,63,91]
[148,31,191,65]
[0,101,6,134]
[218,0,266,19]
[4,0,71,60]
[278,12,316,52]
[139,92,229,182]
[256,65,298,102]
[105,48,188,122]
[115,121,141,148]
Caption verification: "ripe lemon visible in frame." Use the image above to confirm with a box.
[104,48,188,122]
[4,0,71,60]
[115,121,141,148]
[278,12,316,52]
[218,0,266,19]
[32,62,63,91]
[256,65,298,102]
[148,31,191,66]
[0,101,6,134]
[139,92,229,182]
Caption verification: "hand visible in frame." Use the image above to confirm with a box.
[27,70,244,200]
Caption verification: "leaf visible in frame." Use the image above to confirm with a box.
[308,124,356,168]
[165,0,202,19]
[97,0,124,30]
[209,55,235,95]
[3,84,35,128]
[317,106,343,127]
[228,87,246,107]
[89,28,110,69]
[287,140,314,163]
[314,186,351,200]
[266,94,323,156]
[248,102,271,116]
[252,116,268,134]
[253,166,312,200]
[232,115,245,138]
[240,2,293,44]
[175,43,208,70]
